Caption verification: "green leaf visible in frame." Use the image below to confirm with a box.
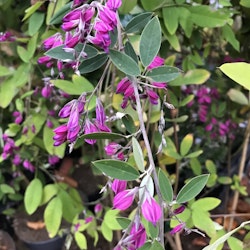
[92,159,140,180]
[191,197,221,211]
[119,0,137,14]
[139,175,154,201]
[79,53,108,74]
[101,221,113,242]
[205,160,217,174]
[218,176,232,185]
[125,12,153,33]
[0,184,15,194]
[22,1,44,21]
[146,66,180,82]
[140,0,173,11]
[51,75,94,95]
[124,41,138,63]
[24,178,43,215]
[162,7,179,35]
[44,197,62,238]
[80,132,126,140]
[189,5,231,28]
[132,137,145,172]
[103,209,123,230]
[202,221,250,250]
[41,184,58,205]
[219,62,250,90]
[222,25,240,51]
[139,16,161,67]
[192,209,216,237]
[0,65,13,77]
[227,237,243,250]
[190,158,202,175]
[227,88,249,105]
[116,217,131,229]
[109,49,140,76]
[240,0,250,8]
[158,169,173,202]
[185,150,203,158]
[49,1,71,25]
[169,69,210,86]
[28,12,45,36]
[180,134,193,156]
[176,174,209,203]
[138,242,152,250]
[150,240,165,250]
[122,114,136,134]
[162,28,181,52]
[17,46,30,63]
[75,232,87,250]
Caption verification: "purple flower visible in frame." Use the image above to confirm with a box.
[13,154,21,166]
[170,223,185,235]
[173,205,185,215]
[113,188,137,210]
[13,111,23,124]
[94,204,103,214]
[83,119,98,144]
[128,222,147,249]
[152,82,166,88]
[96,99,106,126]
[104,142,121,155]
[85,216,93,223]
[147,56,165,70]
[48,155,60,165]
[106,0,122,11]
[43,33,63,50]
[112,179,127,194]
[53,124,68,146]
[146,89,159,105]
[141,194,162,226]
[23,160,35,172]
[116,78,132,94]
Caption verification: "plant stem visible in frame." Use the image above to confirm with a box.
[131,77,164,246]
[228,116,250,231]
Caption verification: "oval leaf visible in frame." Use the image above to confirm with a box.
[44,197,62,238]
[125,12,153,33]
[79,53,108,74]
[92,159,140,180]
[109,49,140,76]
[158,169,173,202]
[176,174,209,204]
[132,137,145,172]
[75,232,87,250]
[227,88,249,105]
[140,16,161,67]
[146,66,180,82]
[24,178,43,215]
[219,62,250,90]
[180,134,193,156]
[80,132,126,140]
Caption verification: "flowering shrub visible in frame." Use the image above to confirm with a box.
[1,0,250,249]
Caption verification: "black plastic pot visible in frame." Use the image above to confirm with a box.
[23,234,66,250]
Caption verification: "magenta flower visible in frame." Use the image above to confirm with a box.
[173,205,185,215]
[113,188,137,210]
[112,179,127,194]
[83,119,98,144]
[48,155,60,165]
[116,77,132,94]
[170,223,185,235]
[53,124,68,146]
[141,194,162,226]
[13,111,23,124]
[94,204,103,214]
[128,222,147,249]
[147,56,165,70]
[146,89,159,105]
[85,216,93,224]
[104,142,121,155]
[107,0,122,11]
[96,99,106,126]
[13,154,21,166]
[23,160,35,172]
[152,82,166,88]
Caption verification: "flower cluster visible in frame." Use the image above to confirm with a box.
[116,56,166,109]
[38,0,121,76]
[53,96,110,146]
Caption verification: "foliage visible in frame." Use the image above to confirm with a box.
[1,0,250,249]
